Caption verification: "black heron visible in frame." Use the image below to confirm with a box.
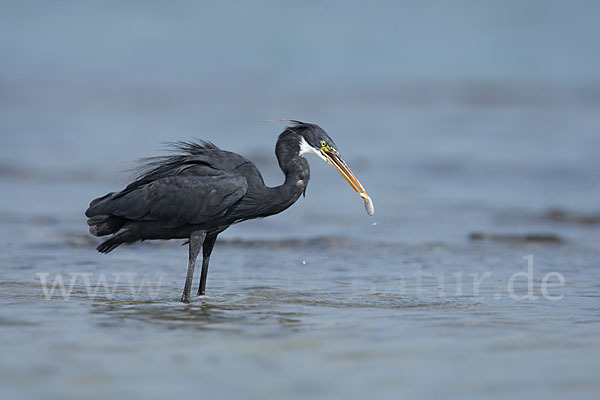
[85,122,374,302]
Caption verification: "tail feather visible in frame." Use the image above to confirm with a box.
[96,227,139,253]
[86,192,114,217]
[96,236,123,253]
[87,192,132,254]
[87,215,124,236]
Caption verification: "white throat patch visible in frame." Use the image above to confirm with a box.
[298,136,327,161]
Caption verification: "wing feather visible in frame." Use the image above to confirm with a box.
[92,175,247,228]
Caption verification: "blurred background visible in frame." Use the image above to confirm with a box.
[1,1,599,399]
[1,0,599,243]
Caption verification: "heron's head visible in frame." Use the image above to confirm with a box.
[290,121,374,216]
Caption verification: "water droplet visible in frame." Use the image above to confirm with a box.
[302,260,306,265]
[372,221,377,226]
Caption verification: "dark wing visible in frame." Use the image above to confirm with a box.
[87,174,247,228]
[122,141,252,196]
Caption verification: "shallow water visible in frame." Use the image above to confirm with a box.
[2,218,600,399]
[1,1,600,399]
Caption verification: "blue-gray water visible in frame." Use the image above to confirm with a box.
[1,1,600,399]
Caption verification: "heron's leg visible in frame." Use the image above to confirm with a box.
[198,233,218,296]
[181,231,206,303]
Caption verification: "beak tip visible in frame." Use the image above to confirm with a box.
[364,196,374,216]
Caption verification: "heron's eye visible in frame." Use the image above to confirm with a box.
[320,140,327,147]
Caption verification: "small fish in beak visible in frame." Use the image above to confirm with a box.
[321,147,374,216]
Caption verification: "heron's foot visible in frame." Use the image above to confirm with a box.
[180,294,191,303]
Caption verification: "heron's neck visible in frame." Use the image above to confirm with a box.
[264,136,311,215]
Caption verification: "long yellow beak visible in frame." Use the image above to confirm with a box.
[322,148,374,216]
